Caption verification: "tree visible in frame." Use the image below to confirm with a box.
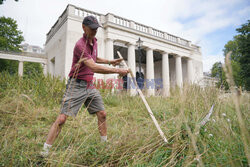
[0,16,24,74]
[0,0,18,5]
[0,16,43,77]
[223,36,241,61]
[211,62,222,78]
[236,20,250,90]
[212,20,249,90]
[0,16,24,51]
[211,61,229,89]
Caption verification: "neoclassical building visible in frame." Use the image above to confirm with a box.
[45,4,203,96]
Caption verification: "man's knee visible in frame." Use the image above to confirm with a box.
[55,114,67,126]
[97,110,106,120]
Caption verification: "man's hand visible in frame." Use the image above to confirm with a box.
[117,68,129,77]
[110,58,123,66]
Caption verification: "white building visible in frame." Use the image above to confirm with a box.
[21,43,44,54]
[45,4,203,96]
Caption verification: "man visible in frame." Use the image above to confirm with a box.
[41,16,129,156]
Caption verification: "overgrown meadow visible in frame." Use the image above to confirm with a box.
[0,72,249,166]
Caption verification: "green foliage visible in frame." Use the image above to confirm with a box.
[0,16,43,77]
[0,73,249,166]
[212,20,249,90]
[211,62,228,89]
[0,16,24,74]
[236,20,250,90]
[23,62,43,77]
[0,72,65,107]
[0,16,24,51]
[0,59,18,74]
[211,62,222,78]
[223,36,241,61]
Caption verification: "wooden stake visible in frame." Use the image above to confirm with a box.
[117,51,168,143]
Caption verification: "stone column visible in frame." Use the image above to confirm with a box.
[162,52,170,96]
[175,55,183,88]
[18,61,23,76]
[43,63,47,76]
[105,38,114,60]
[146,48,155,96]
[187,58,194,83]
[127,43,136,95]
[105,38,114,80]
[105,38,115,91]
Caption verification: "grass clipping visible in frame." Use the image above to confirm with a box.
[0,71,249,166]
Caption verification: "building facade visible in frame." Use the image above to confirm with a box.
[20,43,44,54]
[45,4,203,96]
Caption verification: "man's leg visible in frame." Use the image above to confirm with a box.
[41,114,67,156]
[46,114,67,144]
[96,110,107,141]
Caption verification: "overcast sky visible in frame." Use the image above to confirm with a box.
[0,0,249,72]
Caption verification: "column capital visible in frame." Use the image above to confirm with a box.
[127,41,136,46]
[174,54,182,58]
[105,38,114,42]
[161,51,169,55]
[145,47,154,51]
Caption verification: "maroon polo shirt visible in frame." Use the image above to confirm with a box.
[68,34,98,82]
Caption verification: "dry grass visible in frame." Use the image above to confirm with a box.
[0,72,249,166]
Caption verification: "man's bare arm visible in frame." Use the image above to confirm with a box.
[96,57,123,66]
[84,58,128,75]
[96,57,109,64]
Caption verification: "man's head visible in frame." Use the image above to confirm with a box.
[82,16,102,39]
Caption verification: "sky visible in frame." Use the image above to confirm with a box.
[0,0,249,72]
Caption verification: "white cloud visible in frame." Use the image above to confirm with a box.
[203,52,224,72]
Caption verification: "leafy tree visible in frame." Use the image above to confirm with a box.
[0,16,43,77]
[0,0,18,5]
[223,36,241,61]
[0,16,24,51]
[0,16,24,74]
[211,61,229,89]
[236,20,250,90]
[211,62,222,78]
[211,20,249,90]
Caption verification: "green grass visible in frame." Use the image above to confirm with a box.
[0,72,249,166]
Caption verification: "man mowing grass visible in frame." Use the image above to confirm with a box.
[41,16,129,157]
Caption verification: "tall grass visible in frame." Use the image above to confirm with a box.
[0,72,249,166]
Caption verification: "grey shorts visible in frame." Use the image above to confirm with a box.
[60,78,105,116]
